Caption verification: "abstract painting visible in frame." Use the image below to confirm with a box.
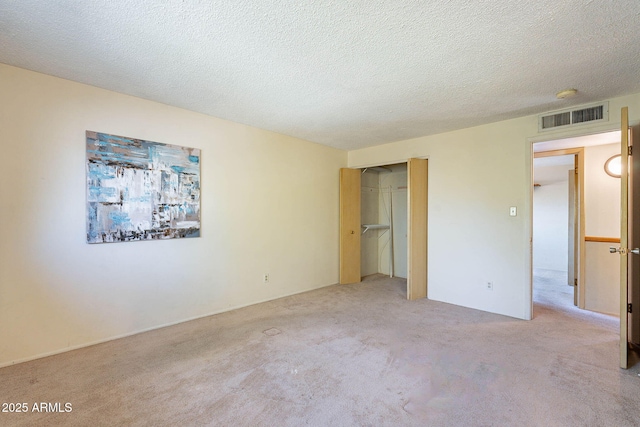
[86,131,200,243]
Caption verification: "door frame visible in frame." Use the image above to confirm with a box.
[533,148,585,308]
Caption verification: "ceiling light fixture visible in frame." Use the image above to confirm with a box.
[556,89,578,99]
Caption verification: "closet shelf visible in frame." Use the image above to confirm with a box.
[361,224,390,234]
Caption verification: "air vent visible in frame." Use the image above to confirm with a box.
[572,105,604,124]
[541,112,571,129]
[539,102,608,132]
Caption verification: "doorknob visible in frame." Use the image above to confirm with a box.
[609,247,640,255]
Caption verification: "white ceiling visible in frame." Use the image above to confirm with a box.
[2,1,640,151]
[534,154,574,186]
[534,154,575,168]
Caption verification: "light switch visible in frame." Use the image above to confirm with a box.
[509,206,517,216]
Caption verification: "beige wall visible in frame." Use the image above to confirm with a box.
[0,64,346,367]
[584,143,621,237]
[350,92,640,320]
[349,116,536,319]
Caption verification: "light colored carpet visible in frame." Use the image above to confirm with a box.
[1,273,639,426]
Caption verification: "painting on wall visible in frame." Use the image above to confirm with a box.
[86,131,201,243]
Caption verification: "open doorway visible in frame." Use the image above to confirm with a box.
[361,163,408,279]
[532,131,621,317]
[533,153,577,309]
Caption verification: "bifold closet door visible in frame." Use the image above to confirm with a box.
[340,168,361,284]
[407,158,427,300]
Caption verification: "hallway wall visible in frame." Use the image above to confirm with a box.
[533,157,573,272]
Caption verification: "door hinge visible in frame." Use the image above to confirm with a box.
[574,278,578,286]
[628,303,633,313]
[629,146,633,156]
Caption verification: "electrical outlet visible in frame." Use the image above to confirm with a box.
[486,281,493,291]
[263,274,269,283]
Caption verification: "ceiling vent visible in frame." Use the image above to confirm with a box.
[538,102,609,132]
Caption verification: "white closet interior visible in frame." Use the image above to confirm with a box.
[361,163,408,278]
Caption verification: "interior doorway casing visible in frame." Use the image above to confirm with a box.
[528,127,622,318]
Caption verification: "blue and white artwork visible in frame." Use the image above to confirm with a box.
[86,131,200,243]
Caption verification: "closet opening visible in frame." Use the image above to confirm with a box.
[360,163,408,280]
[339,158,427,300]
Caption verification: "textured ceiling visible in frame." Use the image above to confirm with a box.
[1,1,640,150]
